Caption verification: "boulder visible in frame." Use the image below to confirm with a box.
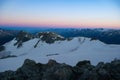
[76,60,91,67]
[42,63,74,80]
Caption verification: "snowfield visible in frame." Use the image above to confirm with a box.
[0,37,120,72]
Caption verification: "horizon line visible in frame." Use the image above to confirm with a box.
[0,24,120,30]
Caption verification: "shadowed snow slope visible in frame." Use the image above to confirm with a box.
[0,37,120,72]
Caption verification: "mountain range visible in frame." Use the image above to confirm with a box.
[0,28,120,46]
[0,31,120,72]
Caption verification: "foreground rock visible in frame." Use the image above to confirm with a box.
[0,59,120,80]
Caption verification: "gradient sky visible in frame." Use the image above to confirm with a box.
[0,0,120,28]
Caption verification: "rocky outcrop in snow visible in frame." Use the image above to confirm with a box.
[33,32,66,48]
[0,59,120,80]
[14,31,34,48]
[14,31,66,48]
[36,32,65,43]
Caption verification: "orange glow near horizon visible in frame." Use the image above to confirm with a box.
[0,18,120,29]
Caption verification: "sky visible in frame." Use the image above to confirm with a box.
[0,0,120,29]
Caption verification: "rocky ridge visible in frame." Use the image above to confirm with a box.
[14,31,66,48]
[14,31,34,48]
[0,59,120,80]
[36,32,65,43]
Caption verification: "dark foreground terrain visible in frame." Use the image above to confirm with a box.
[0,59,120,80]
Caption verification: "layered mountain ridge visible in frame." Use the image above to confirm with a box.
[0,28,120,46]
[13,31,66,48]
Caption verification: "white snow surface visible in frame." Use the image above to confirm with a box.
[0,37,120,72]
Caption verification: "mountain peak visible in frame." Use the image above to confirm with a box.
[36,32,65,44]
[14,31,34,48]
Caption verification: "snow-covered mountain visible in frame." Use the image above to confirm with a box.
[0,32,120,72]
[1,27,120,45]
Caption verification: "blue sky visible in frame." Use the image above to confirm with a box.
[0,0,120,28]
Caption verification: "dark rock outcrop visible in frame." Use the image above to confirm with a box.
[42,60,74,80]
[14,31,34,48]
[0,46,5,52]
[0,59,120,80]
[34,32,66,48]
[36,32,65,44]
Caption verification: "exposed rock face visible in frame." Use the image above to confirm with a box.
[36,32,65,44]
[14,31,34,48]
[42,60,74,80]
[13,31,66,48]
[0,46,5,52]
[0,59,120,80]
[34,32,66,48]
